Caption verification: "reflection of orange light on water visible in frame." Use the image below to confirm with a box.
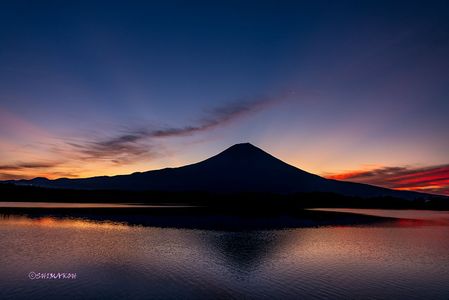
[395,218,449,227]
[0,215,131,230]
[395,218,430,227]
[35,217,57,226]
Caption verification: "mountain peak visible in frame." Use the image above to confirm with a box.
[226,142,259,151]
[218,143,268,158]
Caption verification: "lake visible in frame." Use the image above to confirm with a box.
[1,204,449,299]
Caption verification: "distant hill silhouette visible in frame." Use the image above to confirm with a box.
[4,143,434,200]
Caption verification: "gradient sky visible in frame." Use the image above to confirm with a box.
[1,1,448,195]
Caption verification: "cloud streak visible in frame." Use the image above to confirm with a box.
[0,161,60,171]
[69,95,283,163]
[327,164,449,196]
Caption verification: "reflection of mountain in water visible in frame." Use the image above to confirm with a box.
[203,231,287,271]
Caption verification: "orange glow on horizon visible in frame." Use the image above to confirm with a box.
[327,170,371,180]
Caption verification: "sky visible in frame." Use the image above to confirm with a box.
[0,0,448,195]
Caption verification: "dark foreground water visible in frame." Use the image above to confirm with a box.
[1,206,449,299]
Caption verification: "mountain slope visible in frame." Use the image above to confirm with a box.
[7,143,431,199]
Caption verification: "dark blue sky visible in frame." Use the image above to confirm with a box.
[1,1,449,194]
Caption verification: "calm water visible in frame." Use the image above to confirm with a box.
[1,206,449,299]
[0,202,191,208]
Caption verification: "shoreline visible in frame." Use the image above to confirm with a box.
[0,206,397,230]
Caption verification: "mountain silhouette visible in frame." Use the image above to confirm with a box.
[7,143,427,199]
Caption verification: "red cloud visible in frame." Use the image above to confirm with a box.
[327,165,449,196]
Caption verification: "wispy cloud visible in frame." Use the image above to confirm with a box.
[326,164,449,196]
[0,161,60,171]
[68,95,283,163]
